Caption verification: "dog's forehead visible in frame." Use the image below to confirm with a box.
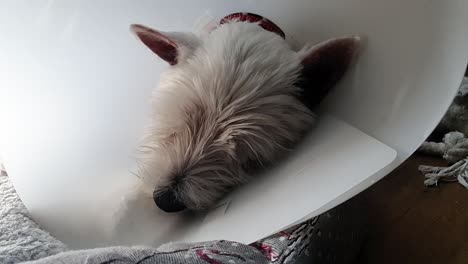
[203,22,291,54]
[153,22,301,137]
[181,22,299,85]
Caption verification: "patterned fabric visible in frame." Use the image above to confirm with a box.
[252,196,367,264]
[0,168,366,264]
[0,166,365,264]
[0,170,317,264]
[21,223,320,264]
[23,241,270,264]
[22,196,366,264]
[251,218,319,263]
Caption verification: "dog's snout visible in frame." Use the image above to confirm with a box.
[153,189,186,213]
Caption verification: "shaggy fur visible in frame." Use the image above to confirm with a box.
[131,21,359,212]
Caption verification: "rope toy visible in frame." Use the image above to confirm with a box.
[418,77,468,187]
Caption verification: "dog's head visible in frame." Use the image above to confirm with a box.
[131,21,359,212]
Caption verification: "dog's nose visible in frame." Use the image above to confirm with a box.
[153,189,186,213]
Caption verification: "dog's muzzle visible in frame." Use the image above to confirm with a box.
[153,189,186,213]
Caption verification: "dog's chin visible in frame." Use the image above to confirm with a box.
[184,203,214,212]
[182,192,233,212]
[151,181,234,212]
[95,181,188,246]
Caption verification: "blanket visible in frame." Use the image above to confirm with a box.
[0,174,365,264]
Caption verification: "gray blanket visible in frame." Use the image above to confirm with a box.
[0,174,67,264]
[0,173,366,264]
[19,218,320,264]
[20,202,366,264]
[22,241,269,264]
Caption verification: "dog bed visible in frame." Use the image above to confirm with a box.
[0,171,366,264]
[0,172,67,264]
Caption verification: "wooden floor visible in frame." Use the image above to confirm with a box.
[357,154,468,264]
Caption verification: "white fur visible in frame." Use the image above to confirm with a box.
[138,22,315,210]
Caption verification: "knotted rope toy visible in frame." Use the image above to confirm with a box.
[418,77,468,187]
[419,131,468,187]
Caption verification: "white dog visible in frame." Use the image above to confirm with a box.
[129,14,359,213]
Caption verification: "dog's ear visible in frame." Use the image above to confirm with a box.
[296,37,360,109]
[130,24,200,65]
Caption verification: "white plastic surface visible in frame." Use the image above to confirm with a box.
[179,114,397,244]
[0,0,467,248]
